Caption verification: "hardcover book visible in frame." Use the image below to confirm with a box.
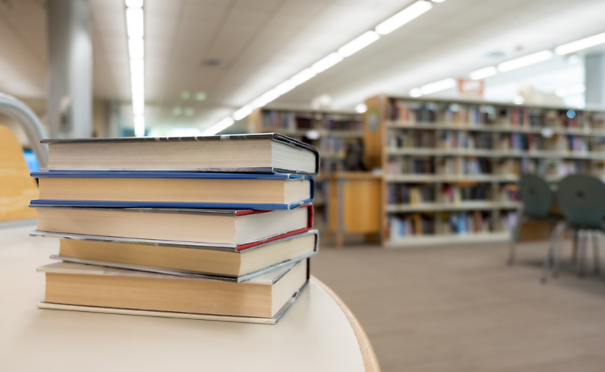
[31,204,313,246]
[31,171,313,210]
[41,133,319,175]
[31,230,319,282]
[37,258,310,322]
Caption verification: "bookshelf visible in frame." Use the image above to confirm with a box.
[363,95,605,248]
[249,108,364,232]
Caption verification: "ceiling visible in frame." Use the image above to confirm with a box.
[1,0,605,132]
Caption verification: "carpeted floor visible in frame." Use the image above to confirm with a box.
[312,240,605,372]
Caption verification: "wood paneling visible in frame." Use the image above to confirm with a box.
[0,125,38,222]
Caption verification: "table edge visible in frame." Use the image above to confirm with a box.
[311,276,382,372]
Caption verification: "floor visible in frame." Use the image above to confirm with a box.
[312,240,605,372]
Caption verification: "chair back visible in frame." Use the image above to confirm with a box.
[556,174,605,229]
[519,173,554,219]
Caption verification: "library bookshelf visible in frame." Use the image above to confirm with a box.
[249,108,363,232]
[363,94,605,248]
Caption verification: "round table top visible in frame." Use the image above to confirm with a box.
[0,223,377,372]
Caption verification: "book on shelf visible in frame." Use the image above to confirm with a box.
[32,230,318,282]
[32,171,314,210]
[31,205,313,246]
[37,259,309,321]
[41,133,319,175]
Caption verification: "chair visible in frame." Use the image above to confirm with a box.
[542,174,604,283]
[508,174,562,265]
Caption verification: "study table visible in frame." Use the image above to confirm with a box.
[0,223,380,372]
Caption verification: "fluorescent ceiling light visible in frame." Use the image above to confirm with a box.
[375,1,433,35]
[555,32,605,55]
[470,66,497,80]
[202,117,234,136]
[420,78,456,95]
[409,88,422,97]
[290,68,316,86]
[128,38,144,60]
[134,115,145,137]
[126,8,144,39]
[555,84,585,97]
[355,103,367,113]
[497,50,553,72]
[206,0,441,134]
[337,31,380,57]
[273,80,296,96]
[311,53,343,73]
[125,0,143,8]
[233,105,254,121]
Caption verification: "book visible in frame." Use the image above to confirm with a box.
[37,258,309,320]
[31,205,313,246]
[41,133,319,175]
[31,230,318,282]
[31,171,313,210]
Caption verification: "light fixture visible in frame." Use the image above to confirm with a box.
[201,117,234,136]
[375,1,433,35]
[355,103,367,113]
[184,107,194,116]
[555,84,585,97]
[290,69,316,85]
[311,53,344,73]
[181,91,191,100]
[409,88,422,97]
[513,95,524,105]
[497,50,553,72]
[172,107,182,116]
[555,32,605,55]
[420,78,456,95]
[204,0,441,135]
[337,31,380,57]
[469,66,497,80]
[195,92,207,101]
[125,0,145,137]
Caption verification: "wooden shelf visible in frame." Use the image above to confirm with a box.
[387,121,605,137]
[386,147,605,160]
[385,174,518,182]
[386,201,519,213]
[385,232,510,248]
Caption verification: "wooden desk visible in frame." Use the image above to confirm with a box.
[0,224,380,372]
[326,172,381,248]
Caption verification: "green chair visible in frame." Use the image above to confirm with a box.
[508,174,562,265]
[542,174,603,283]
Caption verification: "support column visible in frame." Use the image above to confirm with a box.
[585,53,605,107]
[47,0,92,138]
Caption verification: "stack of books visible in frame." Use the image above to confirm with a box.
[30,133,320,325]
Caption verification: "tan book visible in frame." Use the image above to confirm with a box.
[41,133,319,175]
[38,259,309,319]
[32,172,312,210]
[33,230,318,281]
[32,205,312,246]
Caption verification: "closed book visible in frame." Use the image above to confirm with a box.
[32,230,318,282]
[37,259,309,320]
[31,171,313,210]
[31,204,313,247]
[40,133,319,175]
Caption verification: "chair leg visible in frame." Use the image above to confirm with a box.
[542,222,565,284]
[553,227,566,278]
[578,230,587,278]
[571,230,579,264]
[508,215,525,266]
[593,231,601,275]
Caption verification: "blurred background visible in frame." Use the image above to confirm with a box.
[2,0,605,371]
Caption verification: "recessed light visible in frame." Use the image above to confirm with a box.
[172,107,182,116]
[195,92,207,101]
[181,91,190,100]
[184,107,194,116]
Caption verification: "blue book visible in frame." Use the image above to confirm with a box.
[31,171,314,210]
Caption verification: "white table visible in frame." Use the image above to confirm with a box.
[0,224,380,372]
